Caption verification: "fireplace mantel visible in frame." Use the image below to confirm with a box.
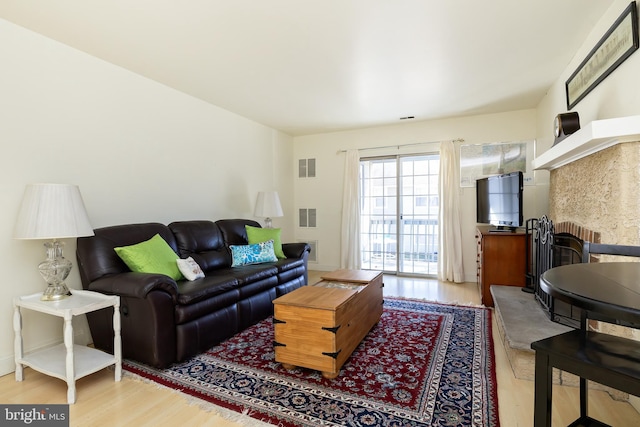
[533,115,640,170]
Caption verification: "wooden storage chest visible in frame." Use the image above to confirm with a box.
[273,269,383,378]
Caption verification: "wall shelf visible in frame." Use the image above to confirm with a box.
[532,115,640,170]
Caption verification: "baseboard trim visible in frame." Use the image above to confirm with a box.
[0,354,16,377]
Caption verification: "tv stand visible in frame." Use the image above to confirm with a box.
[489,226,517,233]
[476,226,529,306]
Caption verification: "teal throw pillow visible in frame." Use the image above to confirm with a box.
[246,225,285,259]
[230,240,278,267]
[114,234,184,281]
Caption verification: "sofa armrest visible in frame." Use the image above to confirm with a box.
[282,242,311,259]
[86,273,178,368]
[87,272,179,301]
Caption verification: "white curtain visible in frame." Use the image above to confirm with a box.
[437,140,465,282]
[340,149,361,269]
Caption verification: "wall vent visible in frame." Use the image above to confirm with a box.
[299,208,317,227]
[298,158,316,178]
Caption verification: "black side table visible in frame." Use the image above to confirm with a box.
[532,262,640,427]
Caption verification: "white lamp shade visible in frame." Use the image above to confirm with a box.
[14,183,95,239]
[254,191,283,218]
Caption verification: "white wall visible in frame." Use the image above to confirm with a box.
[0,19,294,375]
[293,110,542,280]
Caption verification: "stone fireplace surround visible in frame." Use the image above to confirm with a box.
[548,142,639,247]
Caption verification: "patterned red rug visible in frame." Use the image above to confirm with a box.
[124,298,499,426]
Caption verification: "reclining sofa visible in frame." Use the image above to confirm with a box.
[76,219,310,368]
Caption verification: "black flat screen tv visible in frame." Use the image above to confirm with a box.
[476,171,523,231]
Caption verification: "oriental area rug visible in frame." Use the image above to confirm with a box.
[124,298,499,427]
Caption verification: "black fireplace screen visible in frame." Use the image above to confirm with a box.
[527,216,583,328]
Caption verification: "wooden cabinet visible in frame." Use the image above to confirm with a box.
[476,226,528,307]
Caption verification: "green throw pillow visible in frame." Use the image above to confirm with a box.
[114,233,184,281]
[245,225,285,259]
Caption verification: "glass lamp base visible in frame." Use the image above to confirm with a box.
[41,283,72,301]
[38,240,73,301]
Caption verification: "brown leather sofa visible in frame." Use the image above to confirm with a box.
[76,219,310,368]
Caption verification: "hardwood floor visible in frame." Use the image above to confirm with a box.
[1,271,639,426]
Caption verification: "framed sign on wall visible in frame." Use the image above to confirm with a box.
[565,1,639,109]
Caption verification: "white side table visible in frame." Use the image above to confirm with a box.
[13,289,122,404]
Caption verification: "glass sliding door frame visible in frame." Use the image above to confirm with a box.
[360,153,439,276]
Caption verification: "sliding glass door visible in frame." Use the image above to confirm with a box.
[360,154,439,276]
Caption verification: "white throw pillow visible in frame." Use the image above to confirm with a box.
[176,257,205,281]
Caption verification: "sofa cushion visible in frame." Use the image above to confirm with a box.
[230,240,278,266]
[236,276,279,299]
[273,257,304,272]
[169,220,230,271]
[216,219,260,245]
[176,275,239,305]
[246,225,286,259]
[174,288,240,324]
[170,220,223,254]
[114,234,183,280]
[218,264,279,286]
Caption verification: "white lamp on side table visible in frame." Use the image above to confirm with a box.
[254,191,283,228]
[12,183,121,403]
[13,183,95,301]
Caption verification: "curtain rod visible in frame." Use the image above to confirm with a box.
[338,138,464,153]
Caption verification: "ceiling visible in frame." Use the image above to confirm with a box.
[0,1,613,136]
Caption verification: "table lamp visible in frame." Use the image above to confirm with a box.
[13,183,95,301]
[254,191,283,228]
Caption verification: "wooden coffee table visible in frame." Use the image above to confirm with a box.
[272,269,383,378]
